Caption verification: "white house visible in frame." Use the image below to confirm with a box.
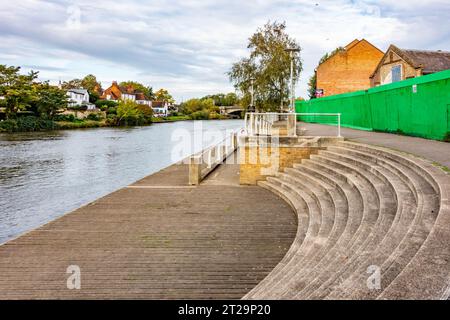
[152,101,169,117]
[66,89,96,110]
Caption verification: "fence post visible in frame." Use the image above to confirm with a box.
[338,113,341,137]
[189,155,201,185]
[287,113,297,137]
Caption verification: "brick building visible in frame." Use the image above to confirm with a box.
[370,45,450,87]
[316,39,384,97]
[101,81,151,106]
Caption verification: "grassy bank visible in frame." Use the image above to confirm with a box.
[0,115,237,133]
[151,115,191,123]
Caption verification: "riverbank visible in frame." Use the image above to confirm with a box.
[0,115,236,133]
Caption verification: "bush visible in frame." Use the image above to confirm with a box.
[56,120,106,130]
[0,119,18,132]
[54,114,76,122]
[0,116,56,132]
[86,112,104,121]
[68,105,87,112]
[209,112,223,120]
[95,100,118,110]
[190,110,210,120]
[106,107,117,115]
[106,114,119,126]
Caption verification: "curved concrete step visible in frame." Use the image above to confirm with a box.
[311,150,423,299]
[340,142,450,300]
[245,140,450,300]
[295,154,400,299]
[267,171,341,298]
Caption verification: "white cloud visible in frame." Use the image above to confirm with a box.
[0,0,448,101]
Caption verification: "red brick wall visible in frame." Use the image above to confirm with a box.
[316,40,384,97]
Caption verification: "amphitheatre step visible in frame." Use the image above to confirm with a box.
[294,155,398,299]
[245,140,450,300]
[312,150,426,299]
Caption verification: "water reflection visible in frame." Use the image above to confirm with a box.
[0,120,243,243]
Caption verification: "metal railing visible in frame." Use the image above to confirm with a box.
[244,113,278,136]
[189,131,238,185]
[244,112,342,137]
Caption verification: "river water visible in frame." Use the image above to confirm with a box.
[0,120,243,244]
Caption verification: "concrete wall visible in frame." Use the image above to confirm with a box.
[239,145,321,185]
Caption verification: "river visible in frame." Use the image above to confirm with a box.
[0,120,243,244]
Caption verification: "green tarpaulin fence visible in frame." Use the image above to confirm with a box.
[296,69,450,141]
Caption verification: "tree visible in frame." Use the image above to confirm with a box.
[155,88,174,104]
[228,21,302,112]
[119,81,154,100]
[115,100,152,126]
[61,78,82,90]
[307,72,317,99]
[116,100,140,124]
[307,47,344,99]
[35,83,69,119]
[81,74,102,94]
[0,65,39,119]
[201,92,238,106]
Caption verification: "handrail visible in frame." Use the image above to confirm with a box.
[189,131,239,185]
[244,112,342,137]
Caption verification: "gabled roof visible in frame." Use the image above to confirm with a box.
[371,45,450,77]
[152,101,167,108]
[319,39,383,68]
[400,48,450,73]
[67,88,88,95]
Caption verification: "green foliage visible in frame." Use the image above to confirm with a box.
[180,98,217,115]
[0,65,39,119]
[201,93,238,106]
[81,74,102,94]
[63,74,102,92]
[106,106,117,115]
[0,116,56,132]
[95,99,118,110]
[56,120,106,130]
[35,82,68,119]
[0,119,18,132]
[307,73,317,100]
[61,78,82,90]
[190,110,210,120]
[54,114,76,122]
[228,21,302,111]
[155,88,174,104]
[116,100,152,126]
[89,91,100,104]
[67,105,87,111]
[86,112,104,121]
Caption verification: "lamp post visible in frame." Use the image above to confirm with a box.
[285,47,300,113]
[249,77,255,112]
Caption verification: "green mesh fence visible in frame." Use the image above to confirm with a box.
[296,69,450,141]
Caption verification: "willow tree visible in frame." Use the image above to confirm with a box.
[228,21,302,112]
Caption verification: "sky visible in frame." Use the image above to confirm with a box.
[0,0,449,102]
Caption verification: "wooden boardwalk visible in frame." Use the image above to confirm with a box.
[0,154,296,299]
